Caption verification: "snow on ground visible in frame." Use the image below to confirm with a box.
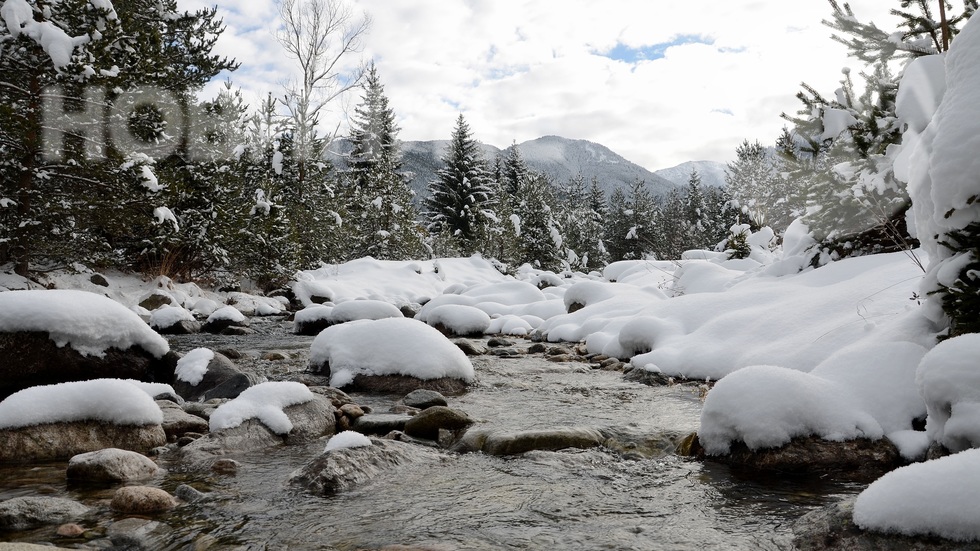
[310,318,475,388]
[0,289,170,358]
[324,430,373,452]
[424,304,491,335]
[293,256,509,307]
[0,379,164,429]
[209,381,315,435]
[917,334,980,453]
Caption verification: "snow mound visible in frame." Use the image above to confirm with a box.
[207,305,245,323]
[310,318,475,388]
[175,348,214,386]
[209,382,315,435]
[0,290,169,358]
[149,304,194,329]
[698,365,883,455]
[329,300,403,324]
[0,379,164,429]
[425,304,491,336]
[486,314,533,336]
[917,334,980,453]
[324,430,373,452]
[854,448,980,542]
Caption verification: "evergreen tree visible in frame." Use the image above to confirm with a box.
[725,140,792,231]
[0,0,236,276]
[508,173,564,271]
[344,62,424,260]
[606,179,656,261]
[557,174,607,271]
[424,114,493,254]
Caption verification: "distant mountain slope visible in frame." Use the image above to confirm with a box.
[399,135,678,200]
[654,160,728,189]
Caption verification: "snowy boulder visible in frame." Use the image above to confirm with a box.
[309,318,475,395]
[180,383,336,469]
[171,349,255,402]
[293,305,334,336]
[149,305,200,335]
[330,300,404,324]
[0,379,168,463]
[0,496,90,531]
[563,281,617,313]
[138,290,177,311]
[917,334,980,454]
[425,304,491,337]
[853,448,980,543]
[201,306,248,334]
[0,290,175,399]
[695,365,901,473]
[67,448,161,483]
[288,438,444,495]
[226,292,287,316]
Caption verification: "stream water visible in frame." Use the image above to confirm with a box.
[0,317,867,550]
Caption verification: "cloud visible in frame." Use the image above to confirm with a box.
[178,0,899,170]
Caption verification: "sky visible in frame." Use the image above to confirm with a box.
[178,0,899,171]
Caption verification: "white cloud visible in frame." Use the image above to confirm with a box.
[178,0,899,170]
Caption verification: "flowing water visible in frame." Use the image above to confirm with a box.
[0,317,867,550]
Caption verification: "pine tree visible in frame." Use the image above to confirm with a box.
[0,0,236,275]
[725,140,792,231]
[606,179,656,261]
[508,173,564,271]
[344,62,424,260]
[424,114,493,254]
[557,174,607,271]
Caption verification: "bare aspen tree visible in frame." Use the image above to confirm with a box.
[276,0,370,188]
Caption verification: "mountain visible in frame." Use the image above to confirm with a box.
[654,160,728,189]
[398,135,678,200]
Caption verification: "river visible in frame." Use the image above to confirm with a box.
[0,317,866,550]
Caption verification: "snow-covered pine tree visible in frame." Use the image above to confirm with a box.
[781,0,976,265]
[343,62,424,261]
[0,0,236,275]
[424,114,493,255]
[724,140,792,232]
[606,179,656,261]
[507,172,564,271]
[556,174,608,271]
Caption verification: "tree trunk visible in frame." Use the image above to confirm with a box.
[13,74,41,277]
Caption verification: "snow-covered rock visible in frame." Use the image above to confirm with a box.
[171,351,253,402]
[289,438,444,495]
[202,305,248,334]
[149,304,200,335]
[209,382,318,435]
[293,305,334,335]
[324,430,372,452]
[917,334,980,453]
[424,304,491,337]
[309,318,475,392]
[329,300,403,324]
[854,448,980,542]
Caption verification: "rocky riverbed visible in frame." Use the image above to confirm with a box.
[0,316,874,550]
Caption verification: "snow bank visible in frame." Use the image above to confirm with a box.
[917,334,980,453]
[324,430,372,452]
[854,448,980,542]
[293,256,508,307]
[0,290,169,358]
[175,348,214,386]
[309,318,475,388]
[0,379,163,429]
[209,382,315,435]
[698,365,883,455]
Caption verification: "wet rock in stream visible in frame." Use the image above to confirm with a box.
[0,421,167,464]
[0,497,90,531]
[288,438,446,495]
[451,427,606,456]
[66,448,161,483]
